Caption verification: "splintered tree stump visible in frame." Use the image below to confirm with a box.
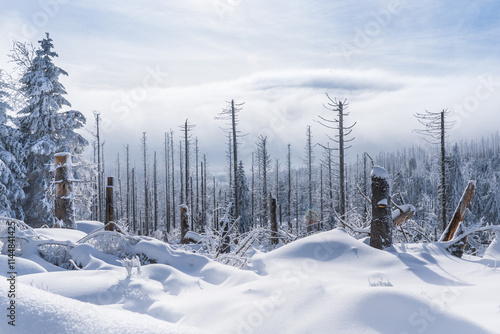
[440,181,476,258]
[370,166,393,250]
[54,153,75,229]
[440,181,476,242]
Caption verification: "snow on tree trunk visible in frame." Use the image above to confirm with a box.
[370,166,392,249]
[54,153,75,229]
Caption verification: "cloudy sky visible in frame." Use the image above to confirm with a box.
[1,0,499,172]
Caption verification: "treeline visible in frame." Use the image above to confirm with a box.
[1,33,498,250]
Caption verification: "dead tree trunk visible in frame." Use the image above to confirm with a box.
[54,153,75,229]
[270,192,278,245]
[370,166,392,250]
[180,205,189,244]
[105,177,114,223]
[105,177,116,231]
[440,181,476,241]
[440,181,476,257]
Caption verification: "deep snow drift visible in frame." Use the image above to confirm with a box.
[1,221,499,334]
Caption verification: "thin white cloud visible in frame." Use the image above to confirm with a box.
[1,0,500,172]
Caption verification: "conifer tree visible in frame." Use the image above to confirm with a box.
[17,33,87,227]
[0,72,25,218]
[236,161,251,233]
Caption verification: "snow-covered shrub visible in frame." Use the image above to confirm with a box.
[78,231,138,258]
[38,242,73,269]
[120,255,141,277]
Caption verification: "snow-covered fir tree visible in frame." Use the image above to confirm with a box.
[17,33,88,227]
[0,71,25,218]
[236,161,251,233]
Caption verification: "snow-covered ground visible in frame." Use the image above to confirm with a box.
[1,220,499,334]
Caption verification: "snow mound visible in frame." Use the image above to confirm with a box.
[248,228,395,275]
[0,282,206,334]
[76,220,105,234]
[371,165,389,179]
[1,225,499,333]
[34,227,87,242]
[0,254,46,276]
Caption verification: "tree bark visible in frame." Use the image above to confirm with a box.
[105,177,114,223]
[440,180,476,244]
[270,192,278,245]
[180,205,189,244]
[370,166,392,249]
[54,153,75,229]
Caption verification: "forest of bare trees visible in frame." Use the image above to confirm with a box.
[1,34,500,258]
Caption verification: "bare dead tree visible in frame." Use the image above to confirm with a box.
[8,41,35,71]
[215,99,245,220]
[116,153,122,220]
[131,167,136,233]
[93,111,103,222]
[286,144,292,232]
[195,138,199,229]
[414,109,454,231]
[179,140,184,205]
[164,133,171,233]
[256,135,271,226]
[320,143,336,228]
[251,152,255,229]
[180,120,195,228]
[318,95,356,221]
[141,132,149,236]
[153,151,158,233]
[305,126,314,212]
[170,129,176,229]
[125,144,130,229]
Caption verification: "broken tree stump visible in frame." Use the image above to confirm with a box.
[439,180,476,257]
[440,180,476,242]
[370,166,393,250]
[54,153,75,229]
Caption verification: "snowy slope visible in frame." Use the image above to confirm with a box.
[1,225,499,334]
